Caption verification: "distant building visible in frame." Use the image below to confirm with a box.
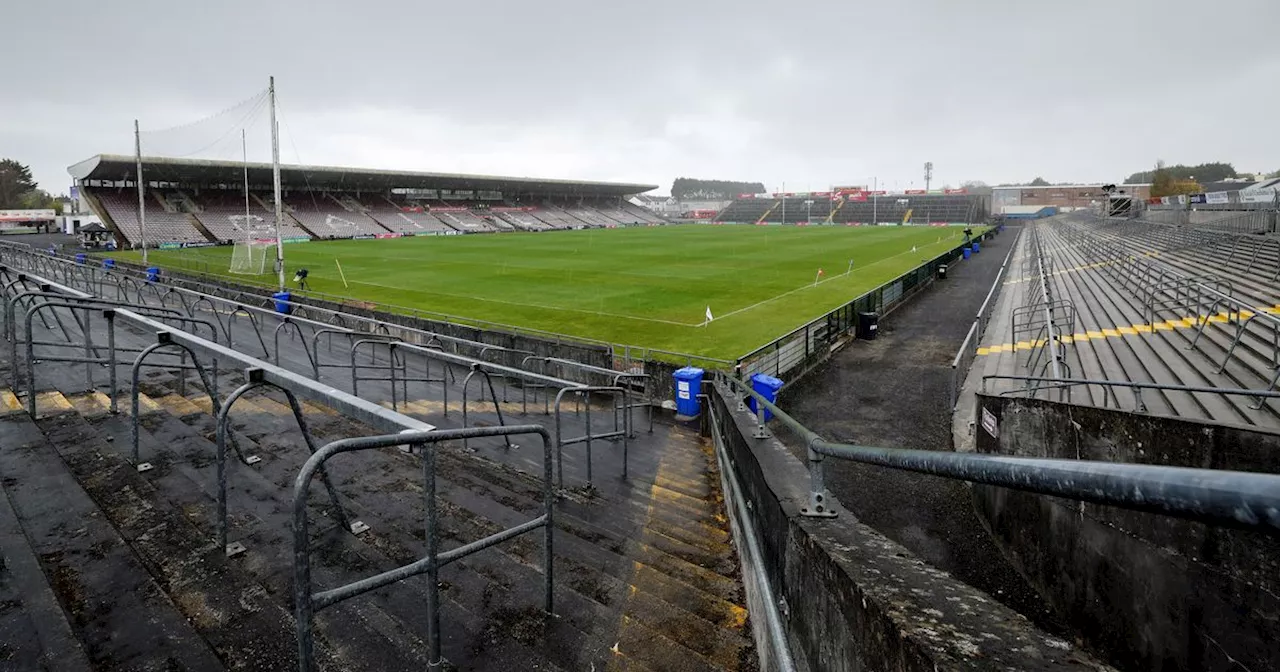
[630,194,730,218]
[991,184,1151,214]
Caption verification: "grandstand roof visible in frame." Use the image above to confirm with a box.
[992,183,1152,191]
[1202,180,1257,193]
[68,154,656,197]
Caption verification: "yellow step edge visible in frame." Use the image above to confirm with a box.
[0,389,23,414]
[66,391,112,418]
[156,393,204,417]
[135,393,164,416]
[34,391,73,419]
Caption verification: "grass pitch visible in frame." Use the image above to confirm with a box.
[117,225,977,360]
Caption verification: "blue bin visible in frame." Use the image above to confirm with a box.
[672,367,704,417]
[146,266,160,284]
[972,241,981,253]
[272,291,293,315]
[102,258,116,270]
[75,253,86,265]
[749,373,784,421]
[962,247,971,260]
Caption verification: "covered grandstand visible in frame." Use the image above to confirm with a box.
[67,155,665,248]
[714,189,989,225]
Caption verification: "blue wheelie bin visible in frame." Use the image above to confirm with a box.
[672,367,704,417]
[146,266,161,284]
[272,291,293,315]
[102,258,116,270]
[749,373,784,421]
[972,241,981,253]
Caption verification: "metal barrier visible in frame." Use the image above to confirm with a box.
[129,332,222,471]
[2,266,436,435]
[1063,215,1280,400]
[552,386,629,487]
[949,227,1022,410]
[293,425,554,672]
[982,374,1280,412]
[721,374,1280,532]
[344,337,635,488]
[526,355,654,437]
[217,368,365,556]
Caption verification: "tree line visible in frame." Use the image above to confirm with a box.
[670,178,766,201]
[0,159,62,212]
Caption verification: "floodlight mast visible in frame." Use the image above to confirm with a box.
[242,128,251,246]
[269,76,285,292]
[135,119,147,263]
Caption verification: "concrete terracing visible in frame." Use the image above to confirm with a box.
[0,262,753,670]
[961,215,1280,434]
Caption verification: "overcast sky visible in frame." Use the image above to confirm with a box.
[5,0,1279,196]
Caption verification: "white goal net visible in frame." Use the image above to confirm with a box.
[229,240,272,274]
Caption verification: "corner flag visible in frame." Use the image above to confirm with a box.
[705,305,714,323]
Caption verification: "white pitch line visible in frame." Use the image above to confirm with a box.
[709,235,960,323]
[281,230,962,330]
[334,277,705,327]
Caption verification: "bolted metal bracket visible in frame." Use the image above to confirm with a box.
[349,520,370,535]
[246,367,265,383]
[798,486,839,519]
[225,541,247,558]
[800,489,838,518]
[156,331,172,344]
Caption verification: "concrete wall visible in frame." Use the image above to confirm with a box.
[708,385,1108,671]
[973,394,1280,672]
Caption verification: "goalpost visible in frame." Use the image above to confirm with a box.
[228,213,274,275]
[229,239,273,274]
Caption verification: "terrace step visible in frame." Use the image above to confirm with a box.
[0,408,227,670]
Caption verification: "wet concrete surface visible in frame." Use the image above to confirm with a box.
[0,265,755,671]
[775,227,1071,636]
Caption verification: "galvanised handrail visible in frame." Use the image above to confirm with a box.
[293,424,555,672]
[722,374,1280,532]
[949,227,1022,410]
[982,374,1280,412]
[9,267,434,436]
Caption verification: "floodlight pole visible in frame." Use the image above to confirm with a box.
[135,119,147,263]
[872,177,878,225]
[781,182,786,224]
[269,76,285,292]
[242,128,251,246]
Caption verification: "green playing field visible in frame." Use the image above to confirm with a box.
[116,225,977,360]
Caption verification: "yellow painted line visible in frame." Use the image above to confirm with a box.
[977,306,1268,358]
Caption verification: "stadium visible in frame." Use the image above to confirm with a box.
[2,35,1280,672]
[67,153,990,362]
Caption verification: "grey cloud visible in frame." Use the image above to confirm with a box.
[5,0,1279,196]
